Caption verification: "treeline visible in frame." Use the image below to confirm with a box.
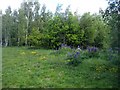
[2,0,120,49]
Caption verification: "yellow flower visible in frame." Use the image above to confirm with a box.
[28,69,31,73]
[42,56,46,60]
[39,56,46,60]
[31,51,37,55]
[67,60,70,62]
[21,52,25,55]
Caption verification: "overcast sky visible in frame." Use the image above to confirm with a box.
[0,0,108,15]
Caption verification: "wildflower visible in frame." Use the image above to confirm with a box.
[40,56,46,60]
[61,43,67,48]
[43,56,46,59]
[31,51,37,55]
[87,46,98,52]
[87,46,91,52]
[61,43,65,47]
[67,60,70,62]
[74,51,80,58]
[94,47,98,52]
[21,52,25,55]
[28,69,31,73]
[76,51,80,55]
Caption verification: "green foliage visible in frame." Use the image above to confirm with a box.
[98,48,119,64]
[2,1,111,50]
[66,50,81,66]
[102,0,120,49]
[28,28,43,47]
[86,50,99,58]
[79,13,110,48]
[50,45,72,55]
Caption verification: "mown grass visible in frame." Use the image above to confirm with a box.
[2,47,119,88]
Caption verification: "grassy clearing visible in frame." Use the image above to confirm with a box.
[2,47,119,88]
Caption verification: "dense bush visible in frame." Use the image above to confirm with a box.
[28,28,43,47]
[98,48,119,65]
[66,49,81,66]
[86,46,99,58]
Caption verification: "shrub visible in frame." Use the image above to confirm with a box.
[86,46,99,58]
[66,50,81,66]
[50,44,72,55]
[97,48,120,65]
[79,50,90,59]
[28,28,43,47]
[106,48,119,65]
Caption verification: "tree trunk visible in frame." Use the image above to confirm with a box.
[17,37,20,46]
[8,34,11,46]
[25,10,29,46]
[4,29,8,47]
[5,37,8,47]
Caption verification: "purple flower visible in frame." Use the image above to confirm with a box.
[76,51,80,55]
[94,47,98,52]
[74,54,77,58]
[61,43,65,47]
[74,51,80,58]
[87,47,91,52]
[87,46,98,52]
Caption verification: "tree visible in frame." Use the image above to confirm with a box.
[1,1,111,49]
[11,10,19,46]
[32,0,40,30]
[28,28,43,47]
[21,0,34,46]
[79,13,96,47]
[2,6,12,46]
[18,8,27,46]
[103,0,120,49]
[0,10,2,46]
[79,13,110,48]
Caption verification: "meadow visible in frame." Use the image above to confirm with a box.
[1,0,120,88]
[2,47,119,88]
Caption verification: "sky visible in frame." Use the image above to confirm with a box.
[0,0,108,15]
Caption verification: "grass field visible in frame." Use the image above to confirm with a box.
[2,47,119,88]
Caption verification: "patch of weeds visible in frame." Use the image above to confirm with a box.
[86,46,99,58]
[50,44,73,56]
[50,46,72,56]
[99,48,119,65]
[66,50,81,66]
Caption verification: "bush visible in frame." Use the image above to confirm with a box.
[66,49,81,66]
[96,48,120,66]
[86,46,99,58]
[105,48,119,65]
[99,48,118,60]
[50,44,72,55]
[50,44,82,66]
[65,46,100,66]
[79,50,90,59]
[28,28,43,47]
